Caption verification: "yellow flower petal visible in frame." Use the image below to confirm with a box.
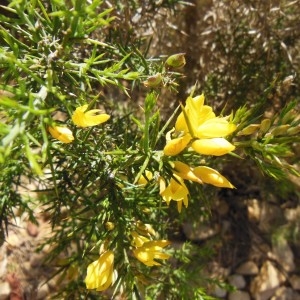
[172,161,202,183]
[191,138,235,156]
[48,126,74,143]
[195,117,236,139]
[137,170,153,186]
[160,175,189,212]
[175,95,216,134]
[85,250,114,291]
[133,240,170,266]
[131,231,150,247]
[193,166,235,188]
[72,104,110,128]
[163,134,191,156]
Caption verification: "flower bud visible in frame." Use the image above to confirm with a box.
[237,124,260,136]
[281,110,296,124]
[270,124,290,136]
[259,119,271,135]
[143,73,162,88]
[105,222,115,231]
[287,125,300,136]
[48,126,74,143]
[136,221,156,236]
[165,53,186,69]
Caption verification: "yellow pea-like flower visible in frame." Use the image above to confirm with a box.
[131,231,150,248]
[85,250,114,292]
[163,134,191,156]
[136,221,156,237]
[172,161,202,183]
[48,126,74,143]
[164,94,236,156]
[159,175,189,213]
[191,137,235,156]
[72,104,110,128]
[133,240,171,266]
[193,166,235,188]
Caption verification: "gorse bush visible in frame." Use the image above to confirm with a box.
[0,0,299,299]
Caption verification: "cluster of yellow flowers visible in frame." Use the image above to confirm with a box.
[85,223,170,292]
[164,94,236,156]
[48,104,110,143]
[56,95,236,293]
[138,94,236,212]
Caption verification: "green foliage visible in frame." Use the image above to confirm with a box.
[233,100,300,179]
[0,0,299,299]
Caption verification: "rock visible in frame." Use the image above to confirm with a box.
[212,285,227,298]
[228,274,246,289]
[37,283,49,300]
[0,281,11,300]
[271,238,295,272]
[228,290,251,300]
[250,261,286,300]
[27,221,39,237]
[258,202,285,233]
[284,206,300,222]
[236,261,259,275]
[290,275,300,290]
[247,199,261,223]
[6,273,23,300]
[271,286,300,300]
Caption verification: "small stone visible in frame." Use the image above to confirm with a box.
[284,206,300,222]
[247,199,261,222]
[228,290,251,300]
[212,285,227,298]
[271,286,300,300]
[250,261,286,300]
[27,221,39,237]
[258,202,285,233]
[236,261,259,275]
[271,238,295,272]
[37,283,49,300]
[0,281,11,300]
[290,275,300,290]
[228,274,246,289]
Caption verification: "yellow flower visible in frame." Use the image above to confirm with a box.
[164,94,236,156]
[193,166,235,188]
[85,250,114,292]
[136,221,156,237]
[172,161,202,183]
[137,170,153,186]
[163,131,191,156]
[48,126,74,143]
[191,138,235,156]
[133,240,171,266]
[131,231,150,248]
[72,104,110,127]
[175,94,215,135]
[172,161,234,188]
[159,175,189,212]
